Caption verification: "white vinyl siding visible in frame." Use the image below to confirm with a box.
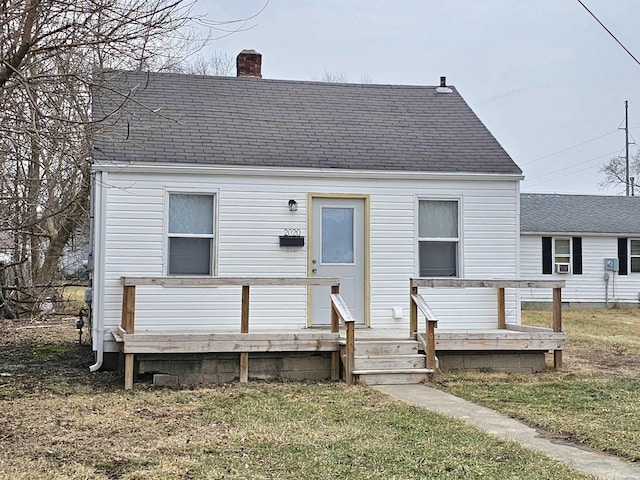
[94,169,520,351]
[521,234,640,304]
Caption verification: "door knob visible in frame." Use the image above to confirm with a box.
[312,268,317,273]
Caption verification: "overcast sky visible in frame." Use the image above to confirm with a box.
[194,0,640,196]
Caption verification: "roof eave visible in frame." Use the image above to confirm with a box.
[92,161,524,181]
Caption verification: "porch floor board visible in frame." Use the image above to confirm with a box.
[113,326,565,354]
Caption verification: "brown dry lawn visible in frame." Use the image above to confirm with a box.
[0,314,599,480]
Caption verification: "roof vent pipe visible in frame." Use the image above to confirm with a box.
[436,76,453,94]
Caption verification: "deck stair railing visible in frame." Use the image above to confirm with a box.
[409,289,439,378]
[330,292,356,385]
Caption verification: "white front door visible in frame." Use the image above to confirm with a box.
[310,197,366,326]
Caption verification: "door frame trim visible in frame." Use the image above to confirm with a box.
[307,193,371,327]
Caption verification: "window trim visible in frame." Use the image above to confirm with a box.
[416,196,463,278]
[165,190,218,276]
[629,238,640,273]
[543,236,582,275]
[553,237,572,270]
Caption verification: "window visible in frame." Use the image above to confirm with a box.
[542,237,582,274]
[554,238,571,264]
[418,200,459,277]
[167,193,215,275]
[322,207,354,264]
[630,239,640,273]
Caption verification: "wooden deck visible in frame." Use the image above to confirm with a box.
[343,327,565,351]
[113,326,564,351]
[113,276,566,389]
[113,329,341,354]
[436,328,565,351]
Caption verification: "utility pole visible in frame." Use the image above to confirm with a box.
[625,100,630,196]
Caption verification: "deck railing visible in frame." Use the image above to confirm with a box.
[119,276,343,388]
[410,278,566,368]
[330,293,356,385]
[409,291,438,378]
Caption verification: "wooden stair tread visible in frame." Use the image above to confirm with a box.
[352,368,434,375]
[355,353,427,358]
[339,339,417,346]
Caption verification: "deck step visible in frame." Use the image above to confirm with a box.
[348,338,432,385]
[354,370,433,386]
[351,340,419,356]
[352,368,434,375]
[354,354,426,370]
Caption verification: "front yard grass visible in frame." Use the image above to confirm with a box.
[438,308,640,461]
[0,319,593,480]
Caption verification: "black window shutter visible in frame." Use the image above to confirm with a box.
[618,238,628,275]
[572,237,582,275]
[542,237,552,274]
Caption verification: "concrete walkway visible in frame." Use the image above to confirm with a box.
[374,384,640,480]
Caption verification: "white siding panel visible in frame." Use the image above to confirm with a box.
[520,234,640,305]
[97,171,520,339]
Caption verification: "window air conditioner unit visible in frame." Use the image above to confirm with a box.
[555,263,570,274]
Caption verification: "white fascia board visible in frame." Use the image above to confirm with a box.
[92,162,523,182]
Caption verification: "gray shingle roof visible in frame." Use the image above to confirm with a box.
[92,70,521,175]
[521,194,640,234]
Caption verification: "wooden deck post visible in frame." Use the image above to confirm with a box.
[552,287,563,369]
[345,321,355,385]
[497,287,506,329]
[121,285,136,390]
[240,285,250,383]
[330,285,340,333]
[331,284,340,381]
[426,320,436,378]
[409,280,418,337]
[124,353,135,391]
[121,285,136,334]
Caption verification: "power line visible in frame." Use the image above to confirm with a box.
[519,130,617,166]
[577,0,640,67]
[524,150,618,188]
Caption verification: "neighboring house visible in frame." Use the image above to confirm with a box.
[520,193,640,308]
[90,50,528,381]
[59,232,90,280]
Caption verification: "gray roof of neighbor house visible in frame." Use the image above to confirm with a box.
[521,194,640,235]
[92,70,521,175]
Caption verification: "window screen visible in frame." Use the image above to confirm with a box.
[418,200,459,277]
[168,194,214,275]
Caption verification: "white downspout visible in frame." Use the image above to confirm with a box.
[89,171,107,372]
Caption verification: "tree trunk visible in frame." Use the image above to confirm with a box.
[35,167,91,286]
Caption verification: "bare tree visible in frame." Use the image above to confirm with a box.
[600,152,640,194]
[0,1,255,314]
[313,71,374,84]
[359,73,374,84]
[314,70,349,83]
[179,51,235,76]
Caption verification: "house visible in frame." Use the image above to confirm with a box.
[520,193,640,308]
[89,50,560,387]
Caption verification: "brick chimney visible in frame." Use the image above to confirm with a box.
[236,49,262,78]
